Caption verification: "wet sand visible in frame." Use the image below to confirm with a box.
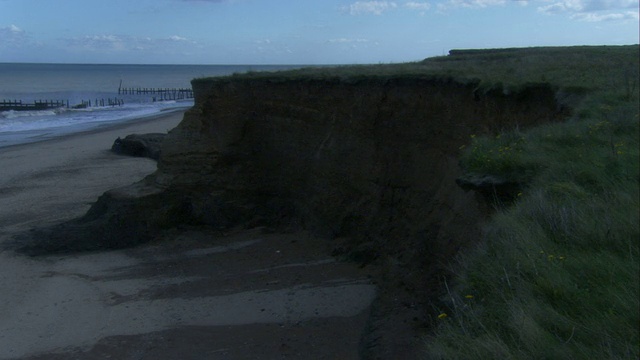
[0,111,375,359]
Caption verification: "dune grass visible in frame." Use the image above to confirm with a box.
[424,46,639,359]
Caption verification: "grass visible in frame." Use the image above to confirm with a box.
[194,45,639,358]
[196,45,638,97]
[424,46,639,359]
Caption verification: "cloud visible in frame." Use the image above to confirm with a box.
[326,38,374,52]
[1,24,26,38]
[168,35,189,42]
[404,1,432,10]
[5,24,23,33]
[436,0,531,11]
[249,39,294,58]
[0,24,29,48]
[538,0,639,21]
[572,10,639,20]
[328,38,369,43]
[348,1,398,15]
[404,1,431,15]
[64,34,197,53]
[66,34,127,51]
[345,1,434,15]
[580,0,637,12]
[442,0,507,8]
[538,0,639,12]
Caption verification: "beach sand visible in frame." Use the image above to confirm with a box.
[0,111,376,359]
[0,111,184,235]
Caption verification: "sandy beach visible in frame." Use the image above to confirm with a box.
[0,111,375,359]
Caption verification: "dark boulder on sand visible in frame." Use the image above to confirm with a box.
[112,133,167,160]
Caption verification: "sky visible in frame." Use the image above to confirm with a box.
[0,0,638,65]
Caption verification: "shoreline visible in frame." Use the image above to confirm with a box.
[0,106,191,152]
[0,110,186,235]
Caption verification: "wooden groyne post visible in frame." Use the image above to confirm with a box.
[117,86,194,99]
[1,98,125,111]
[0,99,67,111]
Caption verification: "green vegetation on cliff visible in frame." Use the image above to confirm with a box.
[199,45,636,96]
[236,45,639,359]
[197,45,639,358]
[423,46,639,359]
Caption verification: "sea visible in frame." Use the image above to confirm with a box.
[0,63,304,148]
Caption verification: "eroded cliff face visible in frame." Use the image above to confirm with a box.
[154,78,564,258]
[20,77,567,261]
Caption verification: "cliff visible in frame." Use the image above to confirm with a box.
[156,76,566,251]
[18,75,569,356]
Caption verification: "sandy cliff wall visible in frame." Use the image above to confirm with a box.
[21,76,567,267]
[155,77,564,258]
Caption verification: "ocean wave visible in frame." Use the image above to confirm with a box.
[1,109,58,119]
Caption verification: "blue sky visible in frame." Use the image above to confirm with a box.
[1,0,638,64]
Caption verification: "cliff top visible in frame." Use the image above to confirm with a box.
[193,45,639,93]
